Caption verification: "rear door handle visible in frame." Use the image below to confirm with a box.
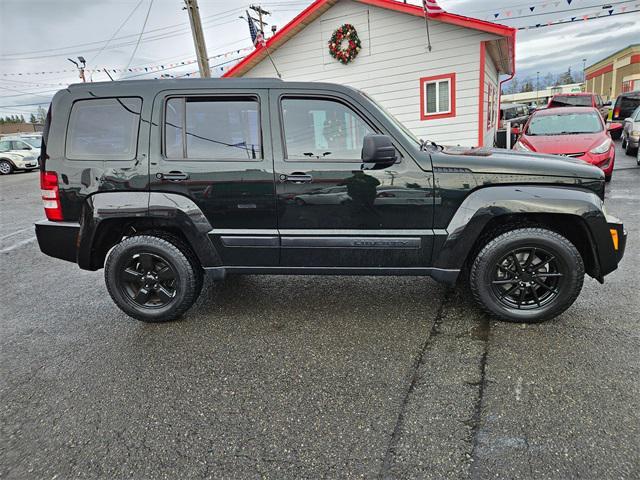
[281,173,313,183]
[156,171,189,181]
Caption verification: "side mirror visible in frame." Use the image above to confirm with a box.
[604,101,612,107]
[361,134,397,164]
[607,122,623,132]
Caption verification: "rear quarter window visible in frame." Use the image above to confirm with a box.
[66,97,142,160]
[619,97,640,118]
[549,95,592,107]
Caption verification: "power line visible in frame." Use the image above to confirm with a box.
[88,0,145,67]
[0,5,246,60]
[122,0,155,75]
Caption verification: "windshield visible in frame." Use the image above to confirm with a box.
[526,112,603,135]
[22,137,42,148]
[358,90,421,146]
[549,95,592,107]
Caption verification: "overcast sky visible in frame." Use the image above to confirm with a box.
[1,0,639,118]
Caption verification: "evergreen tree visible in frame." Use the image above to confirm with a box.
[558,67,574,85]
[29,113,37,123]
[35,106,47,123]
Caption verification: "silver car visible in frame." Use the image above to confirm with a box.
[621,106,640,156]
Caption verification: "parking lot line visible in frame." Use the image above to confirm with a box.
[0,236,36,253]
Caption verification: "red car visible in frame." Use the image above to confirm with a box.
[514,106,616,181]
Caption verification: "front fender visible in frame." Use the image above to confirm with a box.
[433,185,615,275]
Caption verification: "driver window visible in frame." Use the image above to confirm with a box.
[281,98,374,161]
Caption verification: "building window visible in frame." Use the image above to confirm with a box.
[420,73,456,120]
[487,83,497,130]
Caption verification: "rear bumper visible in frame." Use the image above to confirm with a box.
[35,220,79,264]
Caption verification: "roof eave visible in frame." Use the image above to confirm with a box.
[224,0,516,78]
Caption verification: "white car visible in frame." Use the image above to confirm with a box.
[2,136,41,160]
[0,139,39,174]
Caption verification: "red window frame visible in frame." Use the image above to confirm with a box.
[419,73,456,121]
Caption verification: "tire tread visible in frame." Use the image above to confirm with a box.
[469,227,584,323]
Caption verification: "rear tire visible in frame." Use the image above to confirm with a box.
[0,160,12,175]
[105,234,202,322]
[605,174,612,182]
[625,141,636,156]
[469,228,584,323]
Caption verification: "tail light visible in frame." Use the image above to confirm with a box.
[41,171,63,221]
[613,107,620,119]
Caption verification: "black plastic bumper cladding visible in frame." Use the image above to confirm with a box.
[35,221,80,263]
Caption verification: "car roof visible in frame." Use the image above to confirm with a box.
[616,91,640,99]
[63,78,363,94]
[551,92,593,97]
[533,106,599,116]
[500,103,527,109]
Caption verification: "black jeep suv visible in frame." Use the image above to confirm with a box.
[36,79,626,323]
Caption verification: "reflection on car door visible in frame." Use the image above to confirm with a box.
[149,89,278,266]
[270,90,436,268]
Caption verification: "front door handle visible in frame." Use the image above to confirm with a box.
[281,173,313,184]
[157,171,189,181]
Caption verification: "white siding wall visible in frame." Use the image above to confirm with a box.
[242,0,501,146]
[483,50,500,147]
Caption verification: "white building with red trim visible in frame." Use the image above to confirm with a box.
[224,0,515,147]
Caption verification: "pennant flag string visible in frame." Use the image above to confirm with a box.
[515,5,639,29]
[1,46,254,77]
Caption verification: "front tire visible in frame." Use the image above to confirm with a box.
[105,234,202,322]
[469,228,584,323]
[0,160,13,175]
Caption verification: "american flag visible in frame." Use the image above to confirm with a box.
[246,11,266,47]
[423,0,444,16]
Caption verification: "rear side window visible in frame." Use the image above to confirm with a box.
[0,141,11,152]
[164,96,261,160]
[66,97,142,160]
[619,97,640,119]
[549,95,592,107]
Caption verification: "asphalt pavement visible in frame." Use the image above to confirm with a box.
[1,142,638,479]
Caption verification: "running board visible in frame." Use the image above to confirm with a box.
[204,266,460,284]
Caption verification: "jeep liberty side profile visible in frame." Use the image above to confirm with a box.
[36,79,626,323]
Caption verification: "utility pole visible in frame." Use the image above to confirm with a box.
[582,58,587,84]
[184,0,211,78]
[249,4,271,36]
[536,71,540,105]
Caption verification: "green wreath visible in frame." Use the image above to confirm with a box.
[328,24,361,64]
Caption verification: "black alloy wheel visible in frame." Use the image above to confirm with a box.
[105,234,202,322]
[120,252,177,308]
[470,228,584,323]
[491,247,563,310]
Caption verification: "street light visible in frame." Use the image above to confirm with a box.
[67,56,87,83]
